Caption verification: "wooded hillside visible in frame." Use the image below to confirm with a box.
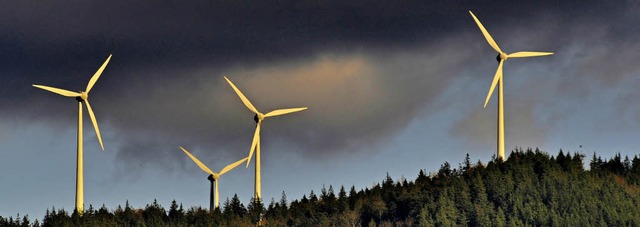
[3,148,640,226]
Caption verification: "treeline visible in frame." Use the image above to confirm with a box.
[3,148,640,226]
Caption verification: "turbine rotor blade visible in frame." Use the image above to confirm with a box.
[484,60,504,108]
[264,107,308,118]
[32,85,81,97]
[469,11,503,53]
[180,147,215,175]
[224,76,261,115]
[219,157,249,176]
[86,54,112,93]
[507,52,554,58]
[246,123,261,168]
[85,100,104,150]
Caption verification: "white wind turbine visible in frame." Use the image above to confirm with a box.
[469,11,553,160]
[180,147,248,210]
[224,76,307,200]
[32,54,112,215]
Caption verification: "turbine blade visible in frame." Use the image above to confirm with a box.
[469,11,503,53]
[180,147,215,175]
[507,52,554,58]
[32,85,80,97]
[246,123,261,168]
[219,157,249,176]
[224,76,260,115]
[86,54,112,93]
[264,107,308,118]
[85,100,104,150]
[484,60,504,108]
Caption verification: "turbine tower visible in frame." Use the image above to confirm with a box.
[180,147,247,210]
[469,11,553,160]
[224,76,307,200]
[32,54,112,215]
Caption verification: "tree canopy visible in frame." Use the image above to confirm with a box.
[3,148,640,226]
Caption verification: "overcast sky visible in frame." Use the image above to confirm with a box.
[1,0,639,220]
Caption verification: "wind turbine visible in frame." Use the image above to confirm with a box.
[469,11,553,160]
[224,76,307,200]
[180,147,248,210]
[32,54,112,215]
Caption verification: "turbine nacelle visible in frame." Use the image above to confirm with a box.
[254,113,265,123]
[496,53,508,63]
[208,174,220,181]
[76,91,89,102]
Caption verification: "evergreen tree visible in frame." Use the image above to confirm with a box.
[416,169,429,188]
[168,199,185,225]
[247,197,265,225]
[309,190,318,204]
[348,185,358,210]
[630,156,640,184]
[438,162,452,177]
[590,152,600,171]
[20,214,29,227]
[463,153,472,172]
[434,189,458,226]
[338,186,349,213]
[279,191,288,209]
[494,207,506,227]
[142,199,167,226]
[227,194,246,218]
[417,206,434,226]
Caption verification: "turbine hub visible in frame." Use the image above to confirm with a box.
[254,113,264,123]
[496,53,507,62]
[208,174,219,181]
[77,91,88,102]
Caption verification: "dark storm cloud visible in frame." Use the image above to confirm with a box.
[451,1,640,149]
[99,37,479,175]
[0,0,600,74]
[2,1,638,174]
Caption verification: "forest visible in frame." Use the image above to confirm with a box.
[2,148,640,226]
